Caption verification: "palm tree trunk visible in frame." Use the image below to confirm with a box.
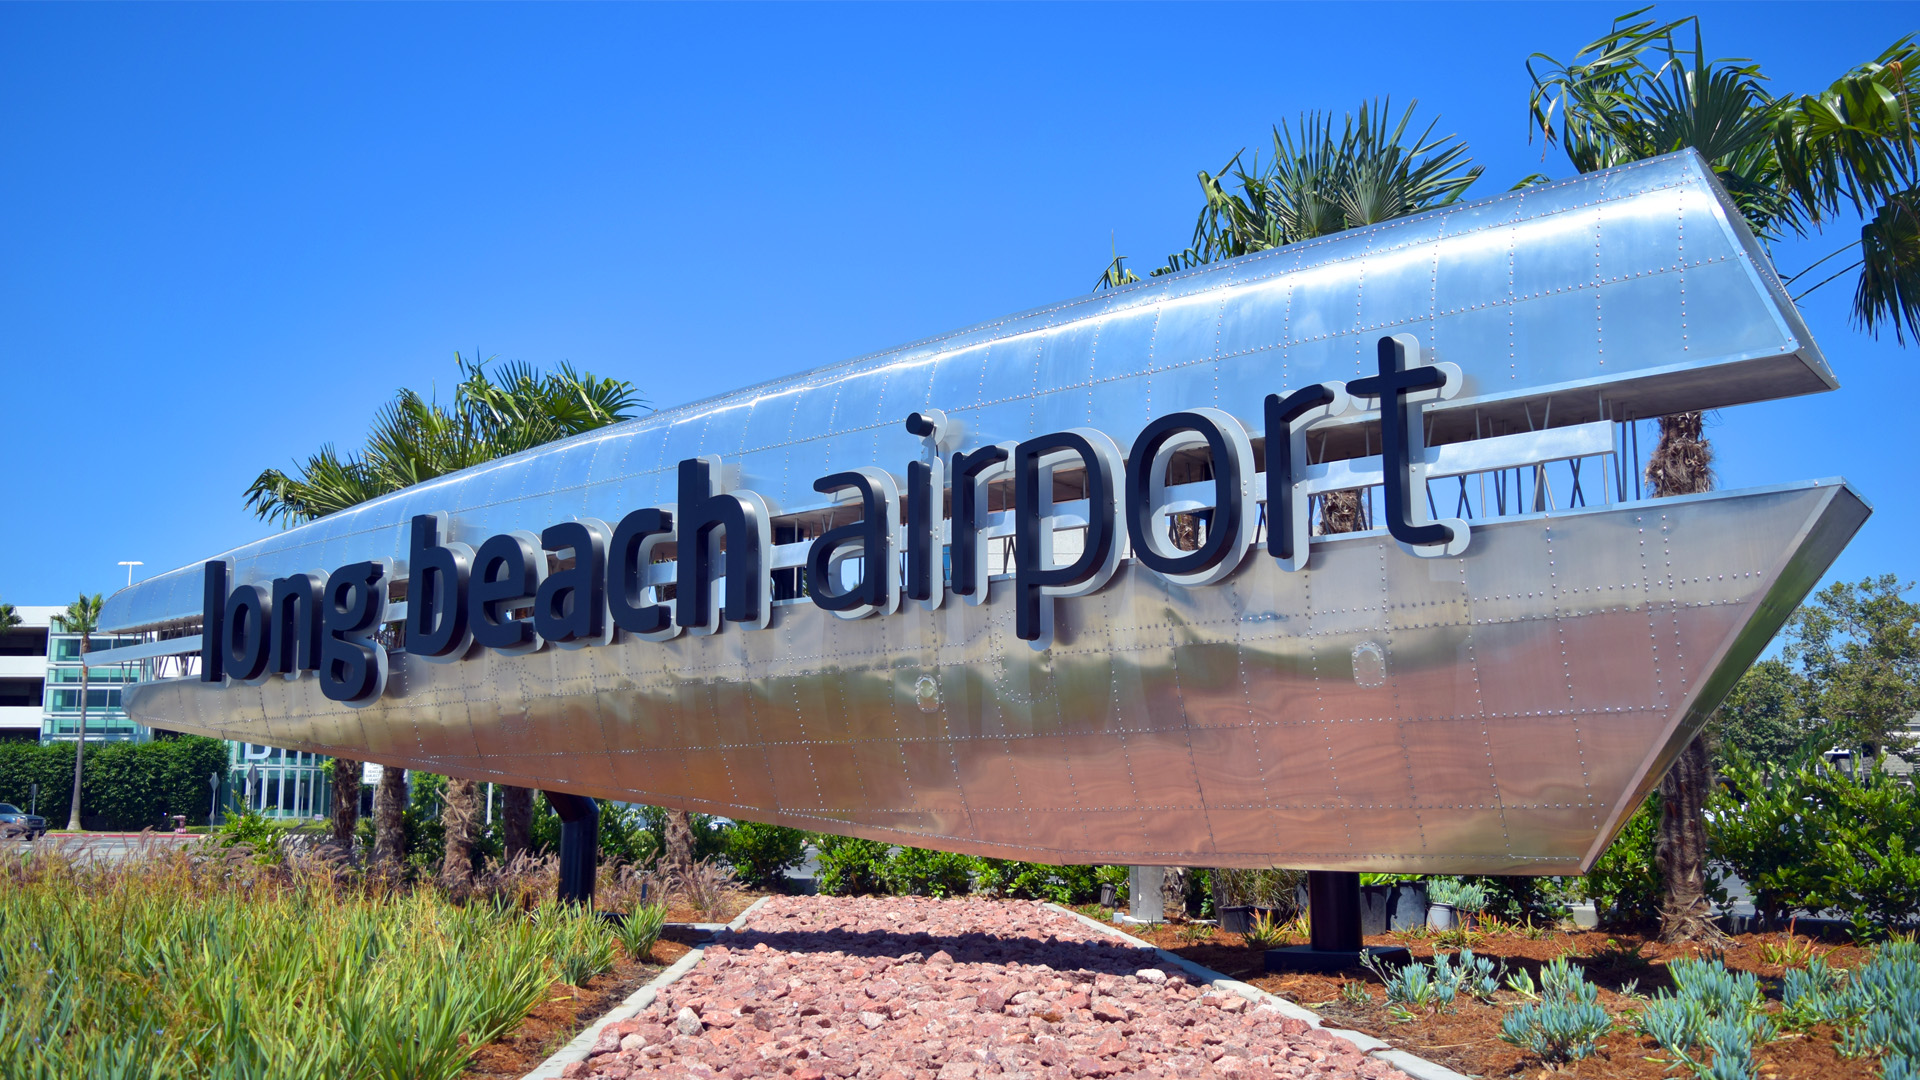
[331,757,361,850]
[1646,411,1726,945]
[441,776,479,897]
[663,808,696,882]
[374,766,407,869]
[66,634,89,832]
[502,785,533,860]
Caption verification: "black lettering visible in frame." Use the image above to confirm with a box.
[1264,383,1344,570]
[200,560,228,683]
[608,508,676,637]
[222,583,271,682]
[269,572,325,675]
[536,519,612,646]
[405,514,473,659]
[470,532,545,652]
[1012,430,1123,643]
[949,444,1011,602]
[675,455,772,634]
[1347,335,1465,555]
[1124,409,1253,585]
[807,469,898,617]
[319,561,388,705]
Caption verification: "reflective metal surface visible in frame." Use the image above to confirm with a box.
[123,481,1868,873]
[103,149,1829,635]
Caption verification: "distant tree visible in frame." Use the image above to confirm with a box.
[0,602,21,632]
[1784,574,1920,763]
[51,593,104,832]
[244,353,645,866]
[1711,658,1819,765]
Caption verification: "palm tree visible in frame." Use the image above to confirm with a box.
[1528,11,1920,943]
[246,352,645,870]
[0,603,21,633]
[1100,99,1483,287]
[52,593,104,832]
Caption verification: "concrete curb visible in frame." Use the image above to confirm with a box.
[520,895,776,1080]
[1043,904,1473,1080]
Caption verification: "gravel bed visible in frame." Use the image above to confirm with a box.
[561,896,1408,1080]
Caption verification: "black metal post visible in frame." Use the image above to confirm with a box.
[1263,869,1410,974]
[1307,870,1364,953]
[545,791,599,905]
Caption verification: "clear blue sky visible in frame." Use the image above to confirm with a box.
[1,2,1911,609]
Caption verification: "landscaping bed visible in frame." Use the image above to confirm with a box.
[465,940,689,1079]
[1112,918,1899,1078]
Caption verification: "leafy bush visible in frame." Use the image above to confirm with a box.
[814,835,892,896]
[0,736,229,831]
[1712,750,1920,936]
[882,846,974,897]
[1584,795,1665,928]
[1501,956,1610,1063]
[973,859,1106,904]
[724,821,807,888]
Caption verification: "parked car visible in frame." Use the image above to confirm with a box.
[0,803,48,840]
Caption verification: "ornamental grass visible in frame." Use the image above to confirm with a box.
[0,837,646,1080]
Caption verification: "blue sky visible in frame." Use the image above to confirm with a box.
[0,2,1911,608]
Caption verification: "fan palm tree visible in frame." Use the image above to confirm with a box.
[1528,10,1920,943]
[1099,99,1483,289]
[0,603,21,632]
[52,593,104,832]
[246,352,645,869]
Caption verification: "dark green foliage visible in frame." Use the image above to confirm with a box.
[1711,658,1822,766]
[724,821,807,888]
[1583,795,1666,928]
[1465,874,1576,923]
[881,846,974,898]
[973,859,1105,905]
[1713,749,1920,937]
[814,835,892,896]
[0,737,228,830]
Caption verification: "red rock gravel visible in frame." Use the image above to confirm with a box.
[562,896,1408,1080]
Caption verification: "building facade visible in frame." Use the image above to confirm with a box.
[0,605,147,744]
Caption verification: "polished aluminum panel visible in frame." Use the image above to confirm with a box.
[123,481,1867,873]
[104,149,1829,635]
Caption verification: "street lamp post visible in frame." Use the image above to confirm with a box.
[209,772,221,826]
[117,561,143,587]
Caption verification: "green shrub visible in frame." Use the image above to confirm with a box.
[0,736,228,830]
[1501,956,1610,1063]
[724,821,807,888]
[1712,750,1920,936]
[882,846,974,897]
[973,859,1106,904]
[1427,878,1488,911]
[1585,795,1665,928]
[814,835,892,895]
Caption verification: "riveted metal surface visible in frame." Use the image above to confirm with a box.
[123,481,1867,872]
[104,150,1829,635]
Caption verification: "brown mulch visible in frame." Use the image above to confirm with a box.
[1109,920,1877,1080]
[464,939,692,1079]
